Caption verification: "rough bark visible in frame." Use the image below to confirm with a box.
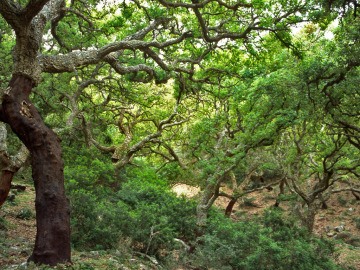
[305,202,317,233]
[1,74,71,265]
[196,178,222,236]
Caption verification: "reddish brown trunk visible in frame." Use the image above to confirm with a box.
[225,198,237,218]
[1,75,71,265]
[0,170,14,206]
[352,191,360,200]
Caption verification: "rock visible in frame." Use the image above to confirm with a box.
[327,232,336,237]
[8,246,20,254]
[348,208,354,212]
[118,264,130,270]
[21,248,32,256]
[5,265,19,269]
[11,184,26,192]
[335,222,346,232]
[7,193,15,202]
[348,237,360,247]
[90,251,99,257]
[139,264,148,270]
[335,225,345,233]
[334,232,352,240]
[13,262,28,269]
[325,225,334,233]
[317,216,325,221]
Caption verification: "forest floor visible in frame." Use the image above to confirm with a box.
[1,183,360,269]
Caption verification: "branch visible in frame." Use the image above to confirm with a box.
[39,29,192,74]
[0,0,22,30]
[20,0,51,25]
[158,0,251,9]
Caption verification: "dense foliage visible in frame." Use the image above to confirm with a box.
[63,145,341,268]
[1,0,360,268]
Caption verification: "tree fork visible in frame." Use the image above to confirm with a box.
[1,74,71,265]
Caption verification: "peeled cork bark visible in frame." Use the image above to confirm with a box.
[2,74,71,265]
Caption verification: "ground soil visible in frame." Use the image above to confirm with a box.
[0,187,36,268]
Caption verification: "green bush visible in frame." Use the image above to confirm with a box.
[63,146,116,196]
[16,207,34,220]
[0,215,6,231]
[190,209,340,270]
[241,196,257,207]
[113,180,197,255]
[69,181,197,254]
[66,153,197,255]
[353,217,360,229]
[69,191,125,250]
[337,195,348,207]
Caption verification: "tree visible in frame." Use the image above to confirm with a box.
[275,121,360,232]
[0,0,318,265]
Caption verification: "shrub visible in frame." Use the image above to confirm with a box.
[0,215,7,231]
[241,196,257,207]
[190,208,341,270]
[113,180,197,256]
[67,162,197,255]
[69,191,124,250]
[16,207,34,220]
[337,195,348,207]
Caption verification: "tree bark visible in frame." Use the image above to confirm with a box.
[274,178,285,207]
[0,170,14,206]
[1,74,71,265]
[224,198,237,218]
[305,202,317,234]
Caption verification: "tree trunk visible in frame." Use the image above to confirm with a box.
[0,170,14,206]
[305,203,317,233]
[224,198,237,218]
[196,183,218,236]
[1,74,71,265]
[274,178,285,207]
[352,190,360,200]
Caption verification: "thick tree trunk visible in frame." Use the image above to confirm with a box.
[1,74,71,265]
[0,170,14,206]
